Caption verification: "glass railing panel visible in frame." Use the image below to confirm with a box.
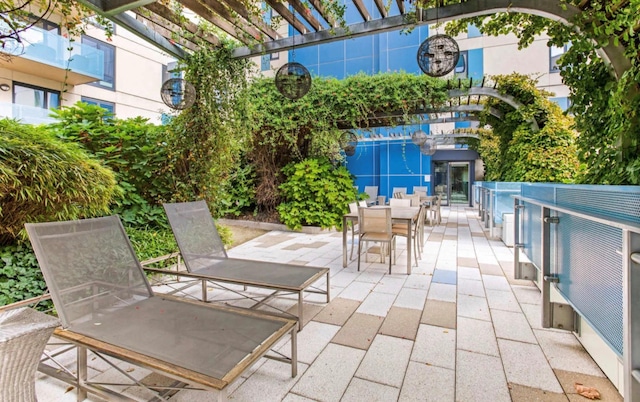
[1,103,57,125]
[3,25,104,79]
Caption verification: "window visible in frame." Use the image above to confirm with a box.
[82,36,115,90]
[260,54,270,71]
[162,61,181,83]
[550,43,570,72]
[81,96,115,114]
[454,51,467,78]
[271,52,280,60]
[13,82,59,109]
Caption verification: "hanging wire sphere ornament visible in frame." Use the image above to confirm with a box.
[161,78,196,110]
[342,130,358,156]
[417,34,460,77]
[419,137,437,156]
[411,130,428,146]
[275,62,312,100]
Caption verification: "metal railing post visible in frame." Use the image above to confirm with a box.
[623,229,640,401]
[514,197,522,277]
[541,206,553,328]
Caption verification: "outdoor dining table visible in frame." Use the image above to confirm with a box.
[342,206,421,274]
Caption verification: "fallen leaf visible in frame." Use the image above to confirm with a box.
[65,386,75,393]
[126,367,135,373]
[574,383,601,400]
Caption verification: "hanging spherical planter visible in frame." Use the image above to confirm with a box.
[417,34,460,77]
[411,130,428,146]
[342,131,358,156]
[275,62,312,100]
[419,137,437,155]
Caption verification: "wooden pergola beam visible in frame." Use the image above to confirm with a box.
[142,2,220,46]
[180,0,251,44]
[287,0,324,31]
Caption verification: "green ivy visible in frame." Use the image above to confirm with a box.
[0,243,51,310]
[277,158,357,230]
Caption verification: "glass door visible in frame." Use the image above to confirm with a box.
[433,162,449,206]
[450,162,470,205]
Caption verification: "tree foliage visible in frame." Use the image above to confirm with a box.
[165,43,254,215]
[444,0,640,184]
[244,72,449,211]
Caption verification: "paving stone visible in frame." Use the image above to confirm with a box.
[277,320,341,365]
[432,269,458,285]
[456,350,511,402]
[313,297,360,326]
[498,339,564,393]
[492,309,537,344]
[379,306,421,340]
[482,274,512,291]
[290,343,365,402]
[398,361,454,402]
[286,302,324,328]
[356,291,396,317]
[458,266,481,280]
[512,285,542,305]
[486,288,522,312]
[394,287,428,310]
[341,378,400,402]
[457,277,485,297]
[339,280,376,301]
[227,359,310,402]
[421,299,457,329]
[534,329,605,377]
[332,313,384,350]
[457,294,491,321]
[479,263,504,276]
[457,316,499,356]
[355,335,413,387]
[411,324,456,370]
[554,369,622,401]
[427,282,457,303]
[508,383,569,402]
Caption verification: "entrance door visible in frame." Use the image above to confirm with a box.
[433,162,449,205]
[450,162,470,205]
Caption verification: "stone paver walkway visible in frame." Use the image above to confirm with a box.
[36,206,623,401]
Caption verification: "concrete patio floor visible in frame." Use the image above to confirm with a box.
[35,205,623,401]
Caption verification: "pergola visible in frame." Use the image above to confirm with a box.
[79,0,634,79]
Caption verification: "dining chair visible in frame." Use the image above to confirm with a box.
[348,202,359,260]
[427,195,442,226]
[364,186,379,206]
[392,187,407,197]
[406,194,422,207]
[358,200,368,208]
[392,204,426,266]
[357,207,396,274]
[413,186,428,194]
[389,198,411,207]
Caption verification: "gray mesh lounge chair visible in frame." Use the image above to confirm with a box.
[159,201,330,329]
[25,216,297,401]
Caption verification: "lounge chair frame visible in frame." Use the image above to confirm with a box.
[26,216,297,402]
[160,201,330,329]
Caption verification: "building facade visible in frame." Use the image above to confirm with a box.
[269,0,571,206]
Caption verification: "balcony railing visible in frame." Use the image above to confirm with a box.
[2,25,104,80]
[510,183,640,401]
[0,102,56,125]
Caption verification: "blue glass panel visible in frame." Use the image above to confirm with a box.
[455,121,471,129]
[319,41,345,63]
[293,44,319,65]
[346,57,373,76]
[346,36,373,59]
[556,215,623,355]
[260,54,270,71]
[319,60,345,78]
[388,47,419,73]
[387,29,419,48]
[467,24,482,38]
[467,48,484,82]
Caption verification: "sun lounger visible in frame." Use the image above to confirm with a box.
[25,215,297,401]
[157,201,330,329]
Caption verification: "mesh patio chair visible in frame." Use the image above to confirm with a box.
[357,207,396,274]
[392,204,426,267]
[25,216,297,401]
[392,187,407,197]
[389,198,411,207]
[162,201,330,329]
[364,186,379,206]
[427,195,442,226]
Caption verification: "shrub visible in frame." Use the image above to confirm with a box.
[0,119,119,245]
[49,103,173,229]
[277,158,357,230]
